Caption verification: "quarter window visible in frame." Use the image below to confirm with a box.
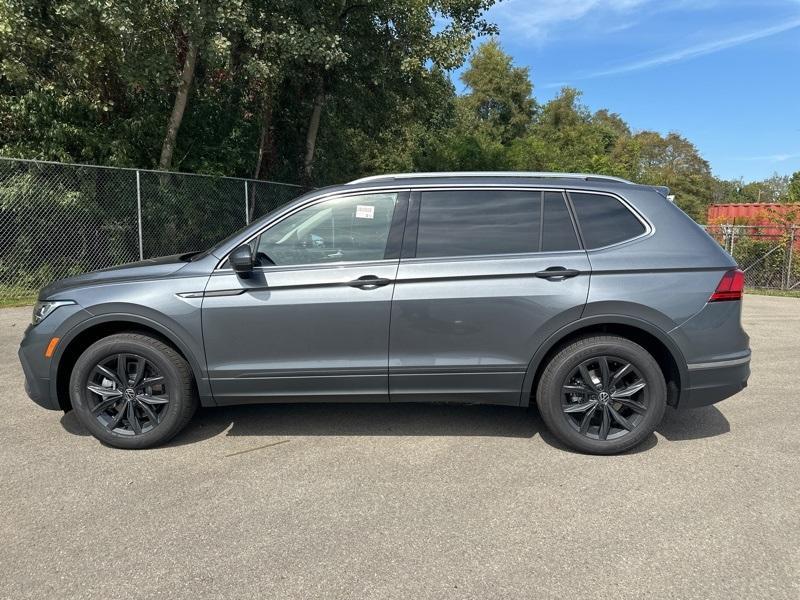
[542,191,580,252]
[255,193,398,266]
[415,190,542,258]
[570,192,646,249]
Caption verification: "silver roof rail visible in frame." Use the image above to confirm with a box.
[347,171,635,185]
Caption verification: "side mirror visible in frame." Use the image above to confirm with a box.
[230,244,254,277]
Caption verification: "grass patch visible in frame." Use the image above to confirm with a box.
[0,287,37,308]
[746,288,800,298]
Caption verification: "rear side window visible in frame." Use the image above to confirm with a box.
[570,192,646,249]
[542,191,579,252]
[416,190,541,258]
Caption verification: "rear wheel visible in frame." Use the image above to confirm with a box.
[536,335,666,455]
[69,333,197,449]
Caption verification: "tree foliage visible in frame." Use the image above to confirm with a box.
[1,6,793,220]
[788,172,800,203]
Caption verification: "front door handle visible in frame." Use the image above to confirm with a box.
[347,275,393,289]
[534,267,581,280]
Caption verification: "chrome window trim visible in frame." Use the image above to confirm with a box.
[213,257,398,274]
[400,249,587,265]
[215,184,654,270]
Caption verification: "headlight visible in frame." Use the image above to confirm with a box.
[31,300,75,325]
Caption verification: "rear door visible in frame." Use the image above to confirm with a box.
[388,188,591,405]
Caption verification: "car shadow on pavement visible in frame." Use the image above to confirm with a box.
[184,403,542,443]
[656,405,731,441]
[58,403,543,445]
[59,402,730,452]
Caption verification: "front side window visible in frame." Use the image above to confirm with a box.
[255,193,398,266]
[570,192,646,249]
[415,190,542,258]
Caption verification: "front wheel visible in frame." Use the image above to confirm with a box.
[69,333,197,449]
[536,335,666,455]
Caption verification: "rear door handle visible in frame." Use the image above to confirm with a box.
[347,275,393,289]
[534,267,581,280]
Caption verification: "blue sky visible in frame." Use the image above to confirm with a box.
[468,0,800,182]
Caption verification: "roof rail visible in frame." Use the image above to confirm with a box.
[347,171,635,185]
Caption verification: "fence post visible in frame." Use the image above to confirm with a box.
[729,226,736,256]
[244,180,250,225]
[788,227,795,290]
[135,169,144,260]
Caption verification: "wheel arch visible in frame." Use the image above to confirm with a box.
[50,314,212,411]
[520,315,687,408]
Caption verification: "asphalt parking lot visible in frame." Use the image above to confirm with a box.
[1,294,798,599]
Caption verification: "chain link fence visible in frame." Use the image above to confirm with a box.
[705,224,799,290]
[0,157,305,304]
[3,158,797,305]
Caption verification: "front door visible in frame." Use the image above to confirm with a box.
[203,191,407,404]
[389,188,591,405]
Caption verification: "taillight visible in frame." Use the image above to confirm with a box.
[709,269,745,302]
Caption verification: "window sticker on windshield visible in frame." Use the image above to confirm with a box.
[355,205,375,219]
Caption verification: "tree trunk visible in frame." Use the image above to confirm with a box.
[250,93,275,221]
[302,75,325,185]
[253,94,274,181]
[158,37,199,171]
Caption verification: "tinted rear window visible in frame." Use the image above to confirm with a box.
[570,192,646,249]
[542,191,579,252]
[416,190,541,258]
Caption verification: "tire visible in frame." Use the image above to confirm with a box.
[69,333,197,449]
[536,335,666,455]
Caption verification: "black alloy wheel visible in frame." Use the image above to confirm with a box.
[561,355,648,441]
[536,335,666,455]
[85,353,170,435]
[70,333,197,449]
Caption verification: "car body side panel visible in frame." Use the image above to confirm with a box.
[669,299,751,408]
[583,189,738,336]
[202,261,399,405]
[34,256,217,407]
[518,313,691,407]
[389,252,591,405]
[669,301,749,365]
[578,189,749,409]
[20,178,751,417]
[57,286,211,397]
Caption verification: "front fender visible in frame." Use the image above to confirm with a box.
[49,307,214,407]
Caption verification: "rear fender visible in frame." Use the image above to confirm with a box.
[519,314,688,406]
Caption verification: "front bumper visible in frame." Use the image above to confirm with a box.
[19,343,59,410]
[18,304,89,411]
[679,353,750,409]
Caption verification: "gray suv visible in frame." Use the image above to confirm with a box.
[19,172,750,454]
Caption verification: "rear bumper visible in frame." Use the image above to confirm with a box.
[679,353,750,409]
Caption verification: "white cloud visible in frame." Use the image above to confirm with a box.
[733,152,800,162]
[490,0,653,38]
[583,17,800,78]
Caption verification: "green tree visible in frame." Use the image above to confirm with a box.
[293,0,498,184]
[788,171,800,203]
[459,39,535,143]
[507,88,619,175]
[614,131,714,221]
